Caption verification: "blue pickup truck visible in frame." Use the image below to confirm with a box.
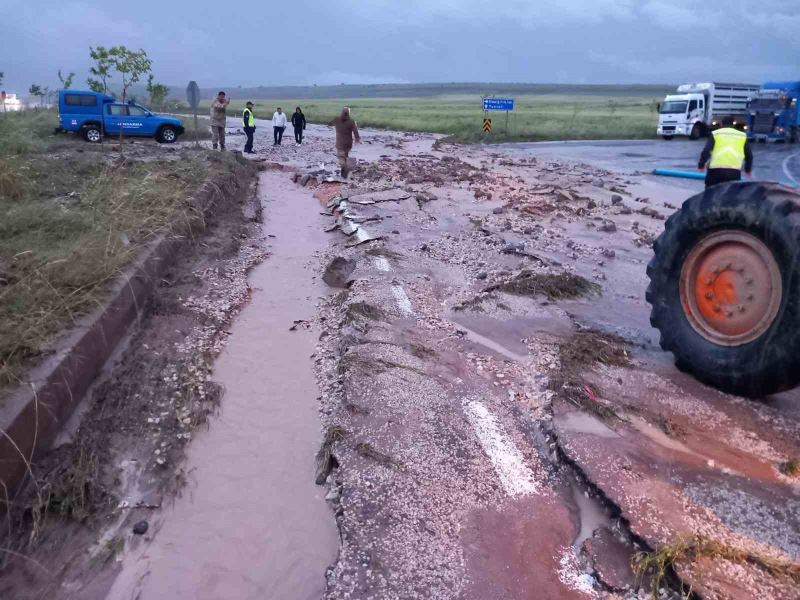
[58,90,185,143]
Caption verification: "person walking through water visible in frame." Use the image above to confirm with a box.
[330,106,360,178]
[272,107,287,145]
[291,107,306,145]
[698,115,753,188]
[210,91,229,151]
[242,101,256,154]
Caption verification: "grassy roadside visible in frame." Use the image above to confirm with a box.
[0,109,241,391]
[180,93,662,142]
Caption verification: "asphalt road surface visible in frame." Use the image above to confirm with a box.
[505,138,800,190]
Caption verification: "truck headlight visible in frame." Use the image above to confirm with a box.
[777,127,785,133]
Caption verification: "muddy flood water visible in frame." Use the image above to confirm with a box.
[107,173,338,600]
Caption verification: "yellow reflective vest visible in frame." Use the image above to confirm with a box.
[243,108,255,128]
[709,127,746,170]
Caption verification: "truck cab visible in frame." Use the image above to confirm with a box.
[657,93,706,140]
[747,81,799,143]
[58,90,185,143]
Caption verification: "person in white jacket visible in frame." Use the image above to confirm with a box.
[272,107,287,145]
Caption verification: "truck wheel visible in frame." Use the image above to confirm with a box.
[662,135,674,141]
[689,124,702,140]
[157,126,178,143]
[82,125,102,143]
[646,182,800,397]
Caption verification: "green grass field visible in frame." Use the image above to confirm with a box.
[0,109,236,390]
[182,93,663,143]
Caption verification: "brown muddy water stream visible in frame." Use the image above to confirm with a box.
[107,173,338,600]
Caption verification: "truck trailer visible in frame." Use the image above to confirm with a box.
[747,81,799,143]
[657,82,758,140]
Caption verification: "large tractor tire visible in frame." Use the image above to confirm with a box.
[646,182,800,397]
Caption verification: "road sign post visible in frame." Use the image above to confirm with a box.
[186,81,201,148]
[483,98,514,136]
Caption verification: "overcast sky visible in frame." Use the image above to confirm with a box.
[2,0,798,92]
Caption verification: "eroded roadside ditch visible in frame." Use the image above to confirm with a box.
[0,151,265,599]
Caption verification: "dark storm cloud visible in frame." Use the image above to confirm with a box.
[1,0,797,92]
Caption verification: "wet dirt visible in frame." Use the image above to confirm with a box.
[106,173,339,599]
[0,160,263,600]
[294,135,800,598]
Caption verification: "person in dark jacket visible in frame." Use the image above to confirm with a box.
[329,107,360,178]
[242,101,256,154]
[291,107,306,145]
[698,116,753,188]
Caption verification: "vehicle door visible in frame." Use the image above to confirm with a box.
[105,104,127,135]
[126,104,156,135]
[687,99,703,123]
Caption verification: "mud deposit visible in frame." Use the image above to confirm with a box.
[4,122,799,600]
[286,126,798,599]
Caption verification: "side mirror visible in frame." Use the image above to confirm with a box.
[656,103,661,112]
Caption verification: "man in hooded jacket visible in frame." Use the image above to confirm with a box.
[330,107,360,178]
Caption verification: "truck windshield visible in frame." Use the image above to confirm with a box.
[750,97,784,110]
[660,101,688,114]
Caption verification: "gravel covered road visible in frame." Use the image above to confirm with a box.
[116,123,800,599]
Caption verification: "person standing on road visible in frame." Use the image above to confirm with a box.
[698,116,753,188]
[291,107,306,145]
[330,106,360,178]
[242,101,256,154]
[272,107,287,145]
[210,91,230,151]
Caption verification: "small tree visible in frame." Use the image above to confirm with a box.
[58,69,75,89]
[87,46,113,93]
[0,72,4,88]
[109,46,151,102]
[146,74,168,111]
[29,84,45,107]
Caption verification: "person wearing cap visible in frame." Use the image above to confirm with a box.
[243,101,256,154]
[210,91,230,151]
[698,116,753,188]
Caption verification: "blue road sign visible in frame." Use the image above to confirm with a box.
[483,98,514,111]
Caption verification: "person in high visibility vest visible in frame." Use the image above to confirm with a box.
[242,101,256,154]
[698,115,753,188]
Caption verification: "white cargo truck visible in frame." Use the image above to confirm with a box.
[657,82,758,140]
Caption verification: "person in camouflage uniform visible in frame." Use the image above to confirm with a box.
[210,91,230,151]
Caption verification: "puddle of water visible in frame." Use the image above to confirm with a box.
[569,479,613,549]
[107,173,338,600]
[626,415,703,458]
[556,412,619,439]
[454,322,528,362]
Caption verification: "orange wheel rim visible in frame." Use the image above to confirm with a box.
[680,231,782,346]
